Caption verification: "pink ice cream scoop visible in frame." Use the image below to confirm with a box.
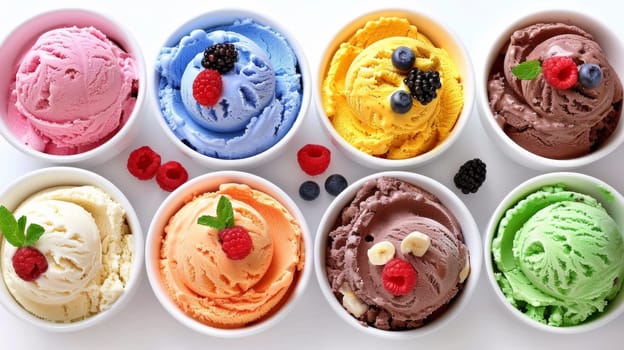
[7,26,138,155]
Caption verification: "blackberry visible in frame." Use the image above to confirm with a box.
[201,43,238,74]
[454,158,486,194]
[403,68,442,105]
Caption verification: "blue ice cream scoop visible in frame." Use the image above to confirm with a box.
[156,18,303,160]
[179,31,276,133]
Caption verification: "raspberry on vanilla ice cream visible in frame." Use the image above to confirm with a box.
[159,183,305,328]
[6,26,138,155]
[0,185,134,322]
[325,177,470,330]
[487,23,623,159]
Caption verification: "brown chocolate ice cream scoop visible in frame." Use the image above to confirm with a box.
[325,177,469,330]
[488,23,622,159]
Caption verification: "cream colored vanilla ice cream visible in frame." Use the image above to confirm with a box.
[0,185,133,322]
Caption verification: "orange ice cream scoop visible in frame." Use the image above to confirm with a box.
[159,183,304,328]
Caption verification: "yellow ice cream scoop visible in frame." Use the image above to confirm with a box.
[322,17,463,159]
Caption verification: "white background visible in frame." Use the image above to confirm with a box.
[1,0,623,349]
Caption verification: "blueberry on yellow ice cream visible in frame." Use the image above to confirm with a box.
[321,17,464,159]
[159,184,305,328]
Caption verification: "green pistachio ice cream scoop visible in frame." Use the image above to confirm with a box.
[492,185,624,326]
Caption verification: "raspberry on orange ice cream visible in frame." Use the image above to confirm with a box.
[158,183,305,328]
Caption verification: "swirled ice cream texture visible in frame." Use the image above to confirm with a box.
[325,177,469,330]
[487,23,623,159]
[159,183,304,328]
[321,17,464,159]
[491,185,624,326]
[0,186,133,322]
[6,26,138,155]
[157,18,303,159]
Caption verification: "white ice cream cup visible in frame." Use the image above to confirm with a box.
[314,8,475,170]
[314,171,482,339]
[477,7,624,171]
[145,171,312,337]
[0,8,146,167]
[151,9,311,170]
[0,166,144,332]
[484,172,624,333]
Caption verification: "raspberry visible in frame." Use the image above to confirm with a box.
[297,144,331,176]
[156,161,189,192]
[454,158,487,194]
[542,56,578,90]
[382,258,417,295]
[219,226,252,260]
[127,146,161,180]
[12,247,48,281]
[192,69,223,106]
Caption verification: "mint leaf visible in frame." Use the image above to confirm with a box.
[0,205,46,248]
[217,196,234,228]
[25,223,45,246]
[17,216,27,243]
[197,215,226,229]
[512,60,542,80]
[0,206,20,247]
[197,196,235,229]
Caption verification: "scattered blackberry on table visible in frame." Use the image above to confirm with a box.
[454,158,486,194]
[325,174,348,196]
[201,43,238,74]
[404,68,442,105]
[299,181,320,201]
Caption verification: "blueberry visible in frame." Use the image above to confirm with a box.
[325,174,348,196]
[390,90,412,114]
[391,46,416,72]
[578,63,603,88]
[299,181,320,201]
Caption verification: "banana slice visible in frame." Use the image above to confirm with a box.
[459,258,470,283]
[367,241,395,265]
[400,231,431,257]
[339,283,368,317]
